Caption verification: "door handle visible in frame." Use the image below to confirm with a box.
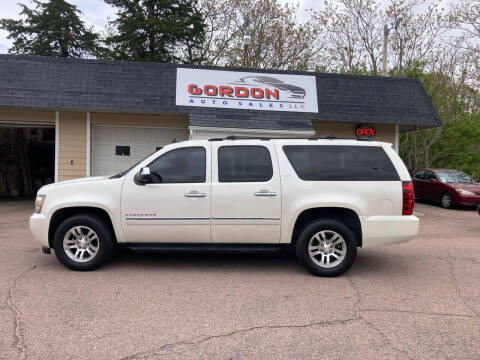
[184,191,206,198]
[255,190,277,197]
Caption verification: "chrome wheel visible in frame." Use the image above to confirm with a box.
[63,226,100,263]
[308,230,347,268]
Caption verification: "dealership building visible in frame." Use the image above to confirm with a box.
[0,54,440,198]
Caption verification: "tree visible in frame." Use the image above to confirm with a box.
[312,0,446,76]
[399,61,480,177]
[311,0,480,178]
[386,0,446,75]
[196,0,323,70]
[433,116,480,178]
[449,0,480,90]
[313,0,385,75]
[0,0,100,57]
[104,0,205,63]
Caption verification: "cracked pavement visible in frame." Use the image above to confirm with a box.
[0,200,479,359]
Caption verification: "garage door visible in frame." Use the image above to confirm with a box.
[91,126,189,176]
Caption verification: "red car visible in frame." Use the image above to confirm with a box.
[412,169,480,209]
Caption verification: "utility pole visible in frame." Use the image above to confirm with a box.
[243,31,251,67]
[382,24,389,76]
[382,19,401,76]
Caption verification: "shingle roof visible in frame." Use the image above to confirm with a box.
[0,54,441,131]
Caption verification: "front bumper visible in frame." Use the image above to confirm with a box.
[455,194,480,207]
[361,215,419,248]
[29,213,50,248]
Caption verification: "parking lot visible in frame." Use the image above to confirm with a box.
[0,200,479,360]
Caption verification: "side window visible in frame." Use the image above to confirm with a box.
[424,171,435,181]
[148,147,206,183]
[282,145,400,181]
[218,146,273,182]
[412,171,425,180]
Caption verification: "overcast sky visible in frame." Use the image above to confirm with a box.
[0,0,458,54]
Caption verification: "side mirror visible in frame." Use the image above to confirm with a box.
[430,178,439,183]
[134,167,152,185]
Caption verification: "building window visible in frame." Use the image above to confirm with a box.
[115,146,130,156]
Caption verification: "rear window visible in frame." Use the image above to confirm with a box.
[282,145,399,181]
[412,170,425,180]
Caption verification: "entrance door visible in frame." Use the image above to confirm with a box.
[0,125,55,198]
[121,143,211,243]
[211,142,281,244]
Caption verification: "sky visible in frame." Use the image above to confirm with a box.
[0,0,459,54]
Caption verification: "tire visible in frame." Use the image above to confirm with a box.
[295,219,357,277]
[440,192,453,209]
[52,214,114,271]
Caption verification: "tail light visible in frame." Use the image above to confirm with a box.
[402,181,415,215]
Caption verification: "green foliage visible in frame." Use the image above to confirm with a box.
[0,0,100,57]
[433,116,480,178]
[398,63,480,178]
[104,0,205,63]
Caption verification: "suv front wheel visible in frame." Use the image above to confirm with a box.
[53,214,114,271]
[296,219,357,277]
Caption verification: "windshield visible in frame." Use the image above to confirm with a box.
[109,151,156,179]
[436,171,474,184]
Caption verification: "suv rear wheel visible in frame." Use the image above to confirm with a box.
[295,219,357,277]
[53,214,114,271]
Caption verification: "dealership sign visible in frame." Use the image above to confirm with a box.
[176,68,318,112]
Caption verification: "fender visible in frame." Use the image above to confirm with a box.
[281,201,363,244]
[48,201,125,243]
[40,176,126,243]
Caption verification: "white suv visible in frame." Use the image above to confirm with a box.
[30,137,419,276]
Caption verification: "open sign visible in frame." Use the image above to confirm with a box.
[355,125,376,138]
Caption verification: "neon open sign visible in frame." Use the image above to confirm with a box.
[355,125,376,138]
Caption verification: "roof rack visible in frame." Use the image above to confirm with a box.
[208,135,372,142]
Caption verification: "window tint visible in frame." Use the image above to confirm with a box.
[218,146,273,182]
[424,171,436,181]
[148,147,206,183]
[283,145,399,181]
[412,171,425,180]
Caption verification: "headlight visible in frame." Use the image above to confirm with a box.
[455,189,475,196]
[34,195,46,213]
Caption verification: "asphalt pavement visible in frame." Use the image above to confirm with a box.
[0,200,479,359]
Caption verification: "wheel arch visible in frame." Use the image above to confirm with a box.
[48,207,117,248]
[291,207,363,247]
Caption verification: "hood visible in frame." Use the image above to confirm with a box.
[448,183,480,193]
[39,176,110,192]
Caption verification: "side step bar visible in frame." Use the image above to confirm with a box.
[123,243,289,254]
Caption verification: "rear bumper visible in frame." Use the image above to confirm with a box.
[29,213,50,248]
[361,215,419,248]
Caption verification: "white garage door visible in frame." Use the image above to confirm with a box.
[91,126,189,176]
